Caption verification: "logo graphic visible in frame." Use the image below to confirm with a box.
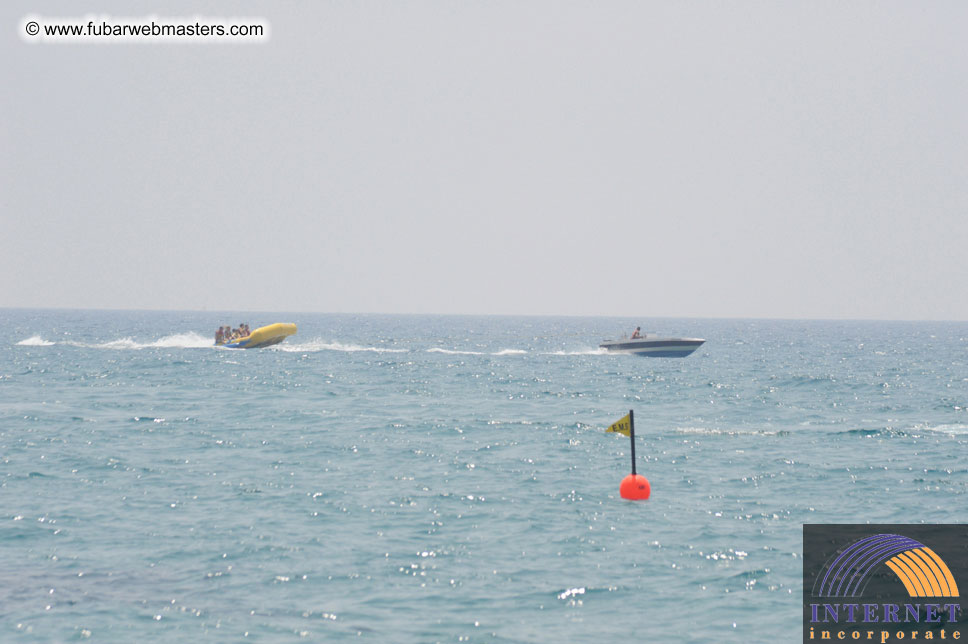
[815,533,960,599]
[803,525,966,643]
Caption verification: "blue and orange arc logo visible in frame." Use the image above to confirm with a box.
[816,533,960,598]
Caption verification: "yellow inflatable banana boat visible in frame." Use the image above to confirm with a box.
[217,323,297,349]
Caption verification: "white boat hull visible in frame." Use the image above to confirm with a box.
[599,336,705,357]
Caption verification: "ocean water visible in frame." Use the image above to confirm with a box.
[1,309,966,642]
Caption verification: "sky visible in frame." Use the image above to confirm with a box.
[2,1,966,320]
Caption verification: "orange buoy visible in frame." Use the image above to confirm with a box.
[620,473,651,500]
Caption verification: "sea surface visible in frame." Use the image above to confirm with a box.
[1,309,966,642]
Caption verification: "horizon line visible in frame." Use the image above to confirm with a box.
[1,305,966,324]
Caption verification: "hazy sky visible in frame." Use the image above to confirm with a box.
[3,2,966,319]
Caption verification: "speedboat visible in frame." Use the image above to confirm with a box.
[599,333,705,357]
[218,323,297,349]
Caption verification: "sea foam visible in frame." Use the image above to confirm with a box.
[16,335,55,346]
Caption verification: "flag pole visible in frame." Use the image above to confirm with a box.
[615,408,650,500]
[629,408,636,475]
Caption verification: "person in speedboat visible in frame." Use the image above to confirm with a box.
[631,326,642,339]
